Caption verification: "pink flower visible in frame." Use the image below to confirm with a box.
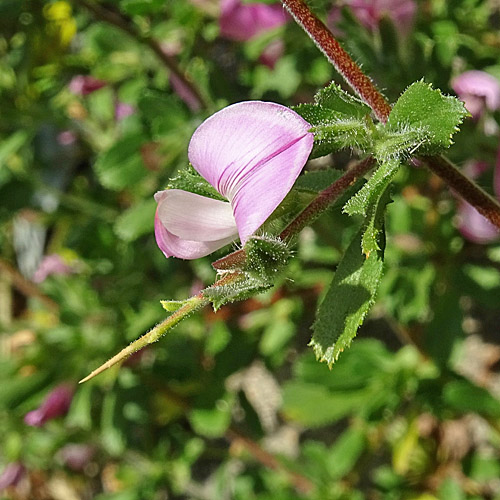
[451,70,500,120]
[69,75,106,95]
[154,101,313,259]
[32,254,75,283]
[220,0,288,41]
[0,463,25,491]
[24,384,73,427]
[330,0,416,34]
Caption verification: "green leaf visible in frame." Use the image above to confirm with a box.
[327,428,366,480]
[343,159,400,217]
[311,228,385,367]
[443,379,500,418]
[361,186,391,256]
[386,80,468,155]
[282,381,373,427]
[94,133,147,190]
[315,81,371,118]
[114,197,156,242]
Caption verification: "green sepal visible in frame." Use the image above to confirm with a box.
[386,80,468,155]
[202,275,272,312]
[343,159,401,217]
[315,81,371,118]
[166,165,225,201]
[160,300,188,312]
[244,235,291,283]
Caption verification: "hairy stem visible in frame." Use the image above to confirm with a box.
[423,155,500,229]
[74,0,208,111]
[280,0,500,230]
[281,0,392,122]
[213,157,376,271]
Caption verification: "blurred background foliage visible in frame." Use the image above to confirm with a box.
[1,0,500,498]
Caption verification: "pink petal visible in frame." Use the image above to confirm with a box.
[188,101,313,243]
[154,190,238,259]
[220,0,288,41]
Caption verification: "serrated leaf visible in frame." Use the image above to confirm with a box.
[114,197,156,241]
[361,187,391,256]
[373,126,429,160]
[315,82,371,118]
[386,80,468,155]
[310,228,385,367]
[166,165,225,201]
[343,159,400,217]
[294,169,344,193]
[94,134,147,190]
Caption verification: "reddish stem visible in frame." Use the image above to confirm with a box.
[213,157,376,271]
[424,155,500,229]
[281,0,392,123]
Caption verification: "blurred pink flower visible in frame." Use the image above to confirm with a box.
[456,151,500,244]
[69,75,106,95]
[170,74,202,112]
[24,384,73,427]
[457,201,499,244]
[57,130,77,146]
[154,101,313,259]
[59,444,95,471]
[220,0,288,41]
[0,463,25,491]
[33,254,75,283]
[115,102,135,121]
[329,0,416,34]
[258,39,285,69]
[451,70,500,120]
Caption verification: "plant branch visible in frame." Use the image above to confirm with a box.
[79,272,243,383]
[280,0,500,230]
[74,0,207,111]
[213,156,376,271]
[226,427,314,494]
[0,259,59,314]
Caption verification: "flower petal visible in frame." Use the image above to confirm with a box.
[188,101,313,243]
[154,190,239,259]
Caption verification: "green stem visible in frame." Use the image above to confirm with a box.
[79,294,208,383]
[79,272,242,383]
